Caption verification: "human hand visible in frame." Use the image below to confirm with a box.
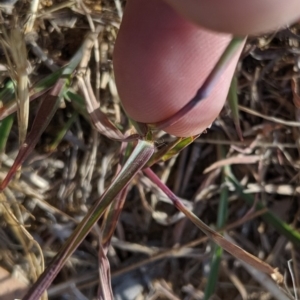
[113,0,300,137]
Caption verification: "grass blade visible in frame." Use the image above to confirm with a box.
[101,186,128,247]
[204,146,229,300]
[146,136,198,167]
[0,80,15,107]
[0,68,63,121]
[0,115,14,155]
[66,85,139,141]
[1,28,29,145]
[98,186,129,300]
[101,142,135,247]
[65,90,89,120]
[98,243,114,300]
[144,167,283,283]
[204,246,223,299]
[0,36,86,190]
[47,111,78,152]
[75,27,138,142]
[77,75,127,141]
[228,75,243,140]
[0,80,64,190]
[227,171,300,247]
[98,144,133,300]
[23,140,155,300]
[226,235,293,300]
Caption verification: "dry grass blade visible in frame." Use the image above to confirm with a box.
[0,191,46,300]
[77,26,138,141]
[238,105,300,127]
[25,0,40,33]
[203,154,261,174]
[77,74,134,141]
[144,168,284,284]
[0,267,27,299]
[291,77,300,108]
[76,27,137,141]
[226,235,293,300]
[0,27,29,146]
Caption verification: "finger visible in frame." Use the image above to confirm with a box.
[164,0,300,35]
[114,0,242,137]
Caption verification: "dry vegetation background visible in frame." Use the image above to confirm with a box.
[0,0,299,299]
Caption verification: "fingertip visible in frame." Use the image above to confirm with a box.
[164,0,300,35]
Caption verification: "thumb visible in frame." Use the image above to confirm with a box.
[114,0,242,137]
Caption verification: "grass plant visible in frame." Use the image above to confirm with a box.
[0,1,299,300]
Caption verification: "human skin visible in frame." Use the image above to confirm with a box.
[113,0,300,137]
